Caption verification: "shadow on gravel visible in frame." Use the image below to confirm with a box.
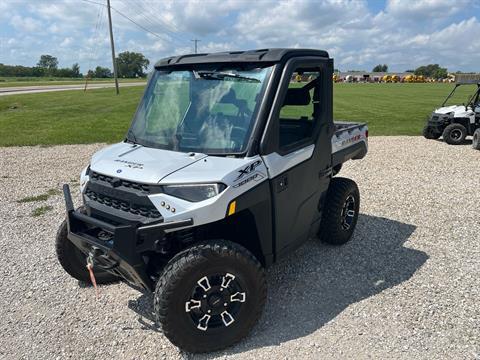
[127,292,158,331]
[434,138,472,145]
[128,214,428,357]
[206,214,427,357]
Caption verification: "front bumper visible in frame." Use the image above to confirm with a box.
[427,113,452,133]
[62,184,193,291]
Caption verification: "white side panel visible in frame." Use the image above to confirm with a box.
[332,126,368,154]
[261,144,314,179]
[149,156,268,225]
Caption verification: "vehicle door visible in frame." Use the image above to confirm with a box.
[260,57,334,259]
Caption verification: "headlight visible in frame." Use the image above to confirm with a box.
[163,183,226,202]
[80,165,90,193]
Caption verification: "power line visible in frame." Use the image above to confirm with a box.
[81,0,201,58]
[118,0,192,46]
[84,3,102,90]
[80,0,164,40]
[111,7,165,40]
[88,4,105,72]
[81,0,105,6]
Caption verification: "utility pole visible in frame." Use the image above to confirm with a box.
[107,0,119,94]
[191,39,201,54]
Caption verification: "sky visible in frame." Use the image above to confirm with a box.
[1,0,479,74]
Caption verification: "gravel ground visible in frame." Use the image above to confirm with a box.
[0,137,479,359]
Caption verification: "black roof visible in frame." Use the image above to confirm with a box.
[154,48,329,68]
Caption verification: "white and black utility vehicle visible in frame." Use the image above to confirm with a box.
[57,49,368,353]
[423,75,480,147]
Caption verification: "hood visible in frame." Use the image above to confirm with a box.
[90,142,207,183]
[434,105,467,115]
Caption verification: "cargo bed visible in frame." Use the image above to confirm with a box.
[332,121,368,167]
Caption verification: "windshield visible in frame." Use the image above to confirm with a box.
[128,65,273,154]
[442,84,478,107]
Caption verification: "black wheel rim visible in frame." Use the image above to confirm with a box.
[451,129,462,140]
[185,273,246,332]
[341,194,356,230]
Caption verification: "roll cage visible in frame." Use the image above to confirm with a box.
[441,82,480,109]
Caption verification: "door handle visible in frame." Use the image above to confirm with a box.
[276,176,288,193]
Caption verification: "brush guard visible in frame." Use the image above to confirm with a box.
[62,184,193,291]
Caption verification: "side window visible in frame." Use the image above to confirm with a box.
[278,68,321,150]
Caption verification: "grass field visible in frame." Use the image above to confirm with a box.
[0,83,476,146]
[0,77,145,88]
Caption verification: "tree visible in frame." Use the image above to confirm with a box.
[372,64,388,72]
[37,55,58,70]
[94,66,112,78]
[0,60,82,78]
[71,63,81,78]
[414,64,448,79]
[116,51,149,78]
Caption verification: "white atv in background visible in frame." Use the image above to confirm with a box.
[423,78,480,148]
[56,48,368,353]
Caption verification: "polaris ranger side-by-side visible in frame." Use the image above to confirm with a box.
[57,49,368,353]
[423,75,480,146]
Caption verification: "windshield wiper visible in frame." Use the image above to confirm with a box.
[126,129,138,144]
[195,71,260,83]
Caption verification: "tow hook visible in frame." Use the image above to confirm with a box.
[86,247,102,298]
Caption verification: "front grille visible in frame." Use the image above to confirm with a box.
[85,188,161,219]
[90,171,153,193]
[86,171,163,220]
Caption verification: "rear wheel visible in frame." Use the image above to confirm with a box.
[56,214,119,284]
[443,123,467,145]
[472,128,480,150]
[422,126,441,139]
[318,177,360,245]
[154,240,266,353]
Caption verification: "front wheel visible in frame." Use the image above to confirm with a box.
[56,218,119,284]
[443,123,467,145]
[154,240,267,353]
[422,126,441,139]
[472,128,480,150]
[318,177,360,245]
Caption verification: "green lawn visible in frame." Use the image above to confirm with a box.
[0,83,476,146]
[0,86,144,146]
[0,77,145,88]
[333,83,475,135]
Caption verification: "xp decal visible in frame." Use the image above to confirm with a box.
[235,160,262,181]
